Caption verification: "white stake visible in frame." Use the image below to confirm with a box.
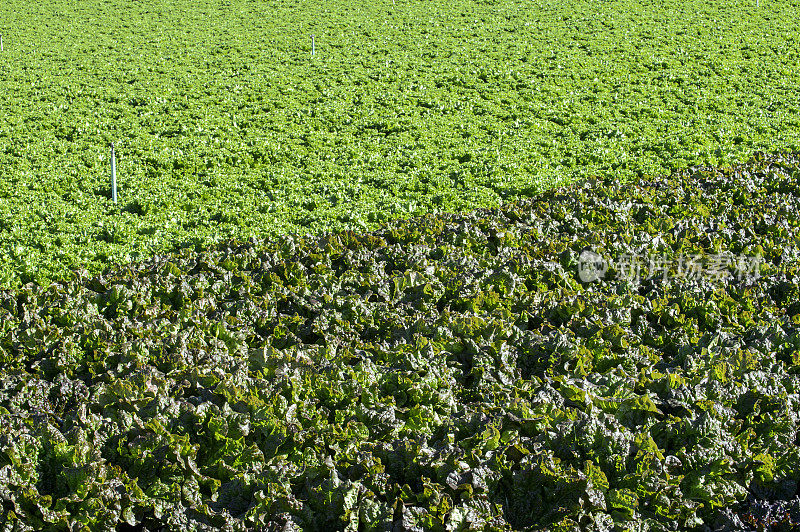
[1,35,3,53]
[311,34,315,56]
[111,143,117,204]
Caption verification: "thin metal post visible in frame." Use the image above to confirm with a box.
[1,35,3,53]
[111,143,117,204]
[311,34,315,56]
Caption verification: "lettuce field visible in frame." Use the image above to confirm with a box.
[2,153,800,530]
[0,0,799,288]
[3,0,800,530]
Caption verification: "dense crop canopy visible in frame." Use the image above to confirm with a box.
[1,152,800,530]
[1,0,799,287]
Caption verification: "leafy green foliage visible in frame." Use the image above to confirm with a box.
[2,152,800,529]
[1,0,800,287]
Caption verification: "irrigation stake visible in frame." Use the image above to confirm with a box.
[110,143,117,204]
[311,34,315,56]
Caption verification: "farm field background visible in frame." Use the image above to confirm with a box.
[0,0,799,288]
